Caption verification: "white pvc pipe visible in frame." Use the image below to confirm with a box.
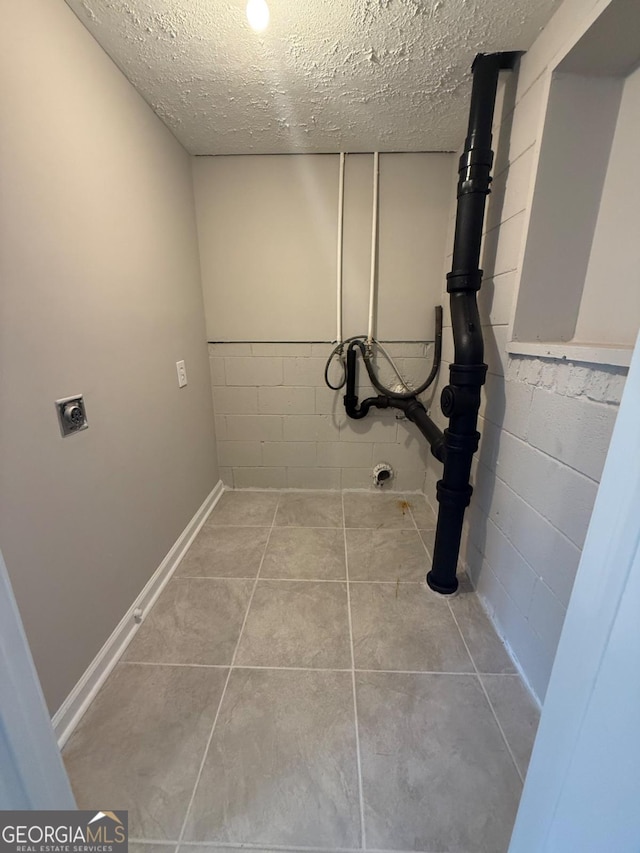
[367,151,380,345]
[336,152,345,344]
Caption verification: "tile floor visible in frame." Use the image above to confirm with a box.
[64,490,540,853]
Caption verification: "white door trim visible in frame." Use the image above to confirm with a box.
[0,550,76,808]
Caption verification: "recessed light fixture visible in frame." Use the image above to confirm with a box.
[246,0,270,32]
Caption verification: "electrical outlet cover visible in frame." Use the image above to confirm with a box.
[55,395,88,437]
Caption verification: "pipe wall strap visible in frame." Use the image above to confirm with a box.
[458,177,493,196]
[459,148,494,170]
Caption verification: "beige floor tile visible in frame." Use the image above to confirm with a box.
[66,491,527,853]
[235,580,351,669]
[449,589,516,673]
[405,494,437,528]
[346,528,428,582]
[182,669,361,848]
[260,527,346,579]
[419,527,436,557]
[343,492,414,529]
[207,491,279,527]
[356,671,522,852]
[481,674,540,776]
[274,492,343,528]
[175,525,269,578]
[350,583,473,672]
[123,578,253,665]
[64,664,226,840]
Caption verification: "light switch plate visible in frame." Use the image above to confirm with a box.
[176,360,188,388]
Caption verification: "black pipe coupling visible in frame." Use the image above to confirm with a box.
[459,148,494,171]
[443,428,481,457]
[448,363,488,387]
[447,269,484,293]
[436,478,474,509]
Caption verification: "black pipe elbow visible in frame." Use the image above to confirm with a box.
[344,342,391,419]
[392,398,446,463]
[449,293,484,365]
[345,394,391,420]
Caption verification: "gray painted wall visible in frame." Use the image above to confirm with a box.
[0,0,218,714]
[195,152,453,489]
[577,63,640,345]
[194,152,454,342]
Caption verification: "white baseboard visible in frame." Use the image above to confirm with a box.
[52,479,225,748]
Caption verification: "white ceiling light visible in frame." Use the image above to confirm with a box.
[246,0,269,32]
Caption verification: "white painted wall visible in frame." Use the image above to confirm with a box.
[576,63,640,346]
[209,340,437,491]
[194,155,339,342]
[196,151,452,489]
[194,153,453,341]
[425,0,629,702]
[511,72,622,344]
[510,331,640,852]
[0,0,218,715]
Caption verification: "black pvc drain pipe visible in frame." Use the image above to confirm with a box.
[427,51,521,595]
[338,51,520,596]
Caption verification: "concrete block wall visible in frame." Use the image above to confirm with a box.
[210,341,438,491]
[424,0,628,702]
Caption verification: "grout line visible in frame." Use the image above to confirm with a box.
[171,575,258,581]
[342,491,367,850]
[446,600,525,785]
[150,839,450,853]
[233,664,351,672]
[175,494,281,850]
[405,495,421,533]
[356,669,476,676]
[207,524,410,530]
[166,575,435,585]
[475,669,526,785]
[117,660,511,676]
[408,498,436,572]
[206,523,275,528]
[121,661,228,668]
[346,578,423,584]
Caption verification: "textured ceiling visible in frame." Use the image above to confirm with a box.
[65,0,560,154]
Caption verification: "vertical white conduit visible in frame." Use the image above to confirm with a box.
[336,152,346,345]
[367,151,380,346]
